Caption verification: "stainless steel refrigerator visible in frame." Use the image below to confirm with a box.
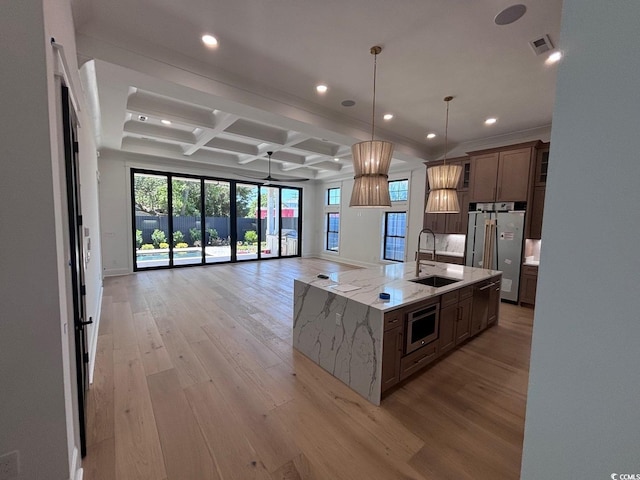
[465,202,526,303]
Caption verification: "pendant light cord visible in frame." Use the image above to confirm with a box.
[443,96,452,165]
[371,51,378,142]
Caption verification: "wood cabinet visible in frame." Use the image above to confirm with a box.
[519,265,538,306]
[488,278,501,327]
[469,145,535,203]
[470,276,501,335]
[534,143,550,186]
[529,186,545,239]
[470,152,500,202]
[400,342,438,380]
[455,295,473,345]
[380,279,499,394]
[438,304,457,355]
[381,325,404,393]
[528,143,548,239]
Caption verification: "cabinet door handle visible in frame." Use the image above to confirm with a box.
[389,318,399,324]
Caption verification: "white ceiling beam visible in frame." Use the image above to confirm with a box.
[123,120,196,144]
[183,111,238,156]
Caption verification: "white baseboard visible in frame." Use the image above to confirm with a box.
[70,447,82,480]
[314,252,379,269]
[103,267,130,277]
[88,283,103,384]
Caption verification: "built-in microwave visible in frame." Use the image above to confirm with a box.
[405,301,440,354]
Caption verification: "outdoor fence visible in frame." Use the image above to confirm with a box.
[136,215,298,246]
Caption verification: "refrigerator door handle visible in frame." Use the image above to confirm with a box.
[483,219,497,270]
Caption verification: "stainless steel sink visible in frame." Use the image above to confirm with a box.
[409,275,461,288]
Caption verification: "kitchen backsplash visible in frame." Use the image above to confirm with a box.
[524,239,541,261]
[430,234,466,254]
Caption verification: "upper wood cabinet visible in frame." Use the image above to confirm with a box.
[469,144,536,203]
[535,143,550,186]
[469,152,500,202]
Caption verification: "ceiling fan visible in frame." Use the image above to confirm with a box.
[239,151,309,183]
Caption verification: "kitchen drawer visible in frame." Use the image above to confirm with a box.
[440,290,459,309]
[400,342,438,380]
[522,265,538,276]
[384,310,403,331]
[459,285,474,300]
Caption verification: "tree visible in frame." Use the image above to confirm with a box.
[134,174,168,214]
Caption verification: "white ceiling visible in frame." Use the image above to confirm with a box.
[72,0,563,181]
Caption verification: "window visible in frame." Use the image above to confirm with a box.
[389,179,409,202]
[384,212,407,262]
[328,187,340,205]
[132,168,302,270]
[326,213,340,252]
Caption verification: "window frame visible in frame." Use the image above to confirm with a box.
[326,212,340,252]
[383,211,407,262]
[388,179,409,203]
[327,187,341,206]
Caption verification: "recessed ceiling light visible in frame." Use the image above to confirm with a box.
[201,34,218,48]
[334,157,340,162]
[485,117,498,125]
[161,119,172,125]
[545,51,563,65]
[316,84,328,94]
[383,113,393,120]
[341,99,356,107]
[494,4,527,25]
[426,133,436,139]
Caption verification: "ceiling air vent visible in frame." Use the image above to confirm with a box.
[529,35,554,56]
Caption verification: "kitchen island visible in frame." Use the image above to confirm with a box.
[293,262,501,405]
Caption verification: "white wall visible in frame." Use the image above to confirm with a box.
[520,2,640,478]
[98,150,320,275]
[315,164,427,267]
[0,1,102,478]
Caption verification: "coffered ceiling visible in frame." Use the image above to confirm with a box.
[72,0,563,181]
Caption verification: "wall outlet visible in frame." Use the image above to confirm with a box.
[0,451,19,480]
[335,312,342,326]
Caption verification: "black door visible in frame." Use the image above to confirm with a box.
[62,85,90,457]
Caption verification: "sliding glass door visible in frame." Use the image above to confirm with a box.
[260,186,280,258]
[281,188,300,257]
[171,176,202,266]
[134,172,169,269]
[236,183,259,261]
[204,180,231,263]
[132,169,301,270]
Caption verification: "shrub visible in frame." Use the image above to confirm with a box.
[189,227,201,245]
[175,242,189,249]
[141,244,154,250]
[159,242,169,249]
[136,229,143,249]
[173,230,184,245]
[151,229,166,248]
[207,228,219,244]
[244,230,258,244]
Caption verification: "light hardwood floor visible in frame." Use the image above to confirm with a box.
[83,258,534,480]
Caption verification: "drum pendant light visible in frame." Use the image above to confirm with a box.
[426,96,462,213]
[350,46,393,207]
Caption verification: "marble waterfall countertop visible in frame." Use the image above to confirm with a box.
[297,261,502,312]
[293,261,501,405]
